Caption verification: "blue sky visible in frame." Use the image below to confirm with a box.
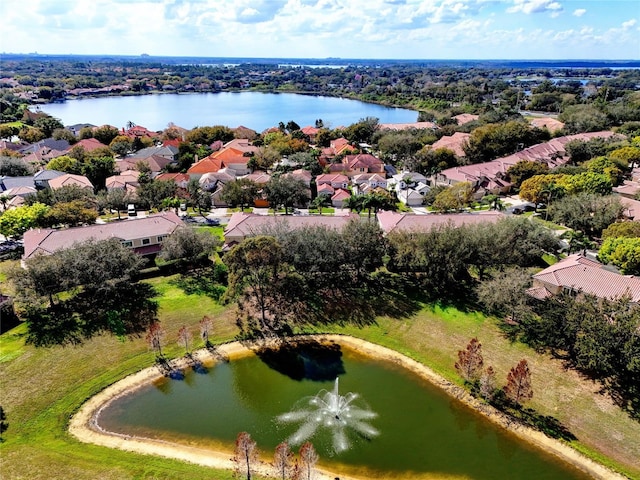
[0,0,638,59]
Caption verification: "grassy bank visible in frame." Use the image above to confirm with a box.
[1,271,638,479]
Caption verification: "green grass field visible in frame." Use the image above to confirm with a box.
[1,266,638,479]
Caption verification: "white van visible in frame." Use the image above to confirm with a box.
[127,204,137,217]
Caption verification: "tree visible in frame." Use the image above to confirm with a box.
[233,431,259,480]
[136,180,178,211]
[310,194,331,215]
[0,156,32,176]
[93,125,120,145]
[199,315,213,346]
[432,182,473,212]
[34,115,64,137]
[0,406,7,442]
[186,178,212,216]
[504,359,533,406]
[455,338,484,383]
[46,155,82,174]
[273,442,294,480]
[101,188,133,220]
[221,178,259,212]
[159,226,219,265]
[296,442,318,480]
[109,135,133,156]
[602,221,640,239]
[463,121,549,163]
[146,322,166,358]
[506,160,549,189]
[476,268,532,324]
[177,325,192,355]
[598,237,640,275]
[11,238,157,346]
[479,366,497,401]
[550,193,624,238]
[43,200,98,227]
[82,156,116,191]
[224,236,290,336]
[264,175,309,215]
[185,125,234,145]
[0,202,49,238]
[343,117,379,144]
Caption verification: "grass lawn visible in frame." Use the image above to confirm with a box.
[1,271,638,479]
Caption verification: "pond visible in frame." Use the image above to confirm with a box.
[96,341,589,479]
[38,91,418,132]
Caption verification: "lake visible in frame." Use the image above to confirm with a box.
[97,343,588,480]
[39,92,418,132]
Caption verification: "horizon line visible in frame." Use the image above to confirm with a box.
[1,53,639,63]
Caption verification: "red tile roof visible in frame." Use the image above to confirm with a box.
[533,254,640,303]
[377,210,504,234]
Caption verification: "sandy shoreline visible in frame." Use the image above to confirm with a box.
[69,335,625,480]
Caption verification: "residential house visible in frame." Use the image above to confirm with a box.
[155,172,190,189]
[223,211,359,250]
[376,210,504,235]
[319,137,355,164]
[33,169,65,189]
[116,154,173,175]
[301,126,319,142]
[22,211,184,261]
[199,169,236,192]
[316,173,350,190]
[48,173,94,191]
[0,175,35,192]
[105,170,140,192]
[329,153,385,177]
[66,123,96,137]
[452,114,479,126]
[352,173,388,194]
[529,117,565,133]
[431,132,471,157]
[129,145,178,162]
[121,125,159,141]
[528,253,640,303]
[284,169,312,188]
[433,131,619,198]
[331,188,351,208]
[391,171,428,191]
[379,122,438,131]
[620,197,640,220]
[65,138,107,154]
[396,188,425,206]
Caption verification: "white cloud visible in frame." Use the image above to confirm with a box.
[573,8,586,17]
[622,18,637,30]
[507,0,563,15]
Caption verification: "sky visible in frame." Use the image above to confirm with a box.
[0,0,638,60]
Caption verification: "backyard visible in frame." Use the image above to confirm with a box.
[0,264,638,479]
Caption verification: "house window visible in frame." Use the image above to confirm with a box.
[142,238,150,245]
[157,235,166,243]
[122,241,133,248]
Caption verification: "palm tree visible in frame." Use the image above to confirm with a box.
[540,183,565,221]
[311,194,331,215]
[343,194,364,214]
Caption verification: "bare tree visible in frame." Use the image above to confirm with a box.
[177,325,192,355]
[479,366,497,401]
[199,315,213,346]
[454,338,484,383]
[504,359,533,406]
[273,441,294,480]
[233,431,259,480]
[296,442,319,480]
[145,321,166,358]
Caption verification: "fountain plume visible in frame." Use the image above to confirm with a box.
[277,377,379,454]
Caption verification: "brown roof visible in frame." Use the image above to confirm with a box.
[48,174,93,190]
[377,210,504,234]
[23,212,183,260]
[379,122,437,130]
[431,132,471,157]
[529,117,565,132]
[224,212,359,247]
[453,114,479,125]
[533,254,640,303]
